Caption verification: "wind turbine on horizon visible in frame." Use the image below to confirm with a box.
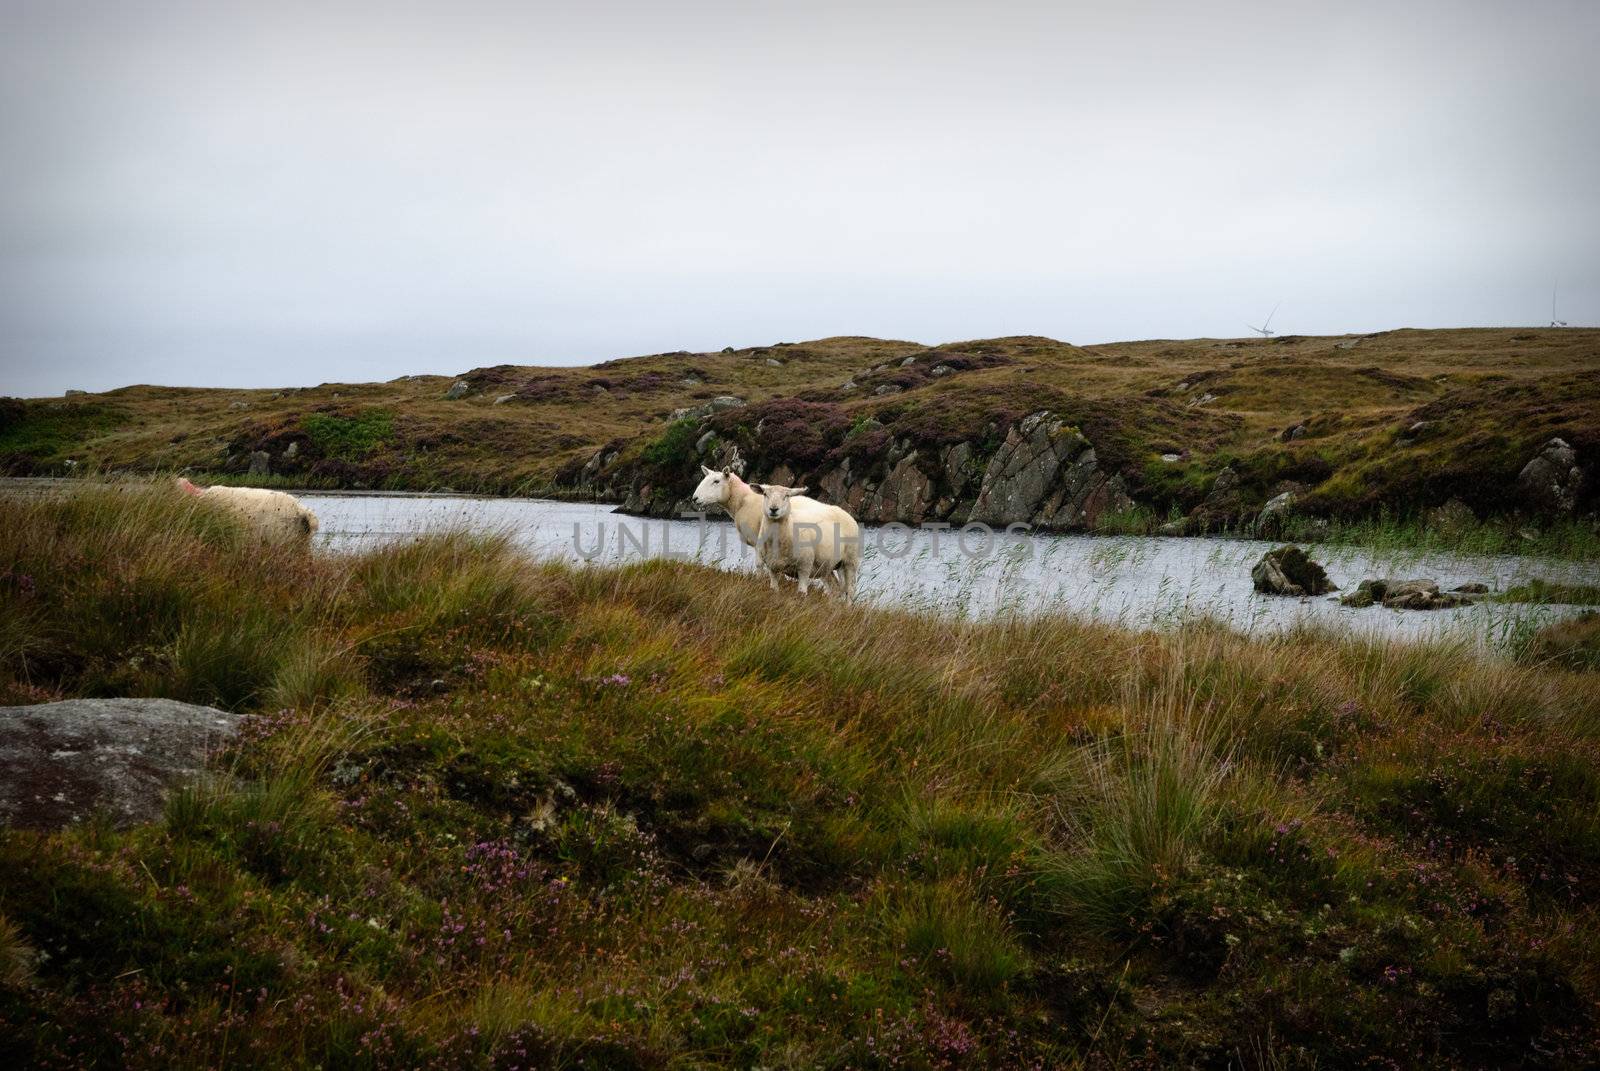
[1550,281,1568,327]
[1247,303,1280,338]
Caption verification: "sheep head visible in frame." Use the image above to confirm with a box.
[751,483,808,521]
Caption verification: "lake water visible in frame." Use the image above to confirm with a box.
[302,492,1599,642]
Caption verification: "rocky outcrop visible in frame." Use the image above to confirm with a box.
[444,379,471,400]
[0,698,240,830]
[967,412,1082,525]
[1518,438,1583,513]
[966,412,1132,529]
[1251,546,1336,597]
[584,407,1142,533]
[1188,467,1248,532]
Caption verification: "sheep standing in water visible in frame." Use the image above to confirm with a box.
[176,478,319,548]
[751,482,861,600]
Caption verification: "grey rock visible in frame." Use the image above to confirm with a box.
[1517,437,1583,513]
[0,698,240,830]
[1190,392,1217,407]
[942,442,974,498]
[64,389,87,397]
[1160,453,1183,463]
[930,364,954,377]
[1157,518,1188,536]
[1212,468,1240,494]
[1251,546,1336,597]
[679,374,704,386]
[864,453,933,524]
[229,401,249,410]
[285,441,300,459]
[874,384,902,396]
[444,379,471,400]
[695,430,718,456]
[840,381,856,391]
[967,412,1087,526]
[1279,423,1307,442]
[493,393,516,405]
[766,358,784,367]
[1256,490,1298,535]
[247,450,271,476]
[900,356,917,366]
[670,395,745,423]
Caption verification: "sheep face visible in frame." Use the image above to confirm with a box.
[692,466,732,509]
[752,482,808,522]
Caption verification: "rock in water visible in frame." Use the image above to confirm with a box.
[1339,578,1474,610]
[1251,545,1337,596]
[0,698,240,830]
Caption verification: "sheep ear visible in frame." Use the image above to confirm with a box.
[749,483,764,494]
[789,486,808,496]
[701,465,714,476]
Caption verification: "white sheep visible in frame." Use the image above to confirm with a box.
[751,482,861,600]
[176,478,319,547]
[690,466,773,549]
[691,466,855,594]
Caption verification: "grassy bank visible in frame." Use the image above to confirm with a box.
[2,486,1599,1068]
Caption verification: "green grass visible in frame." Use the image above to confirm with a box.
[1278,509,1600,561]
[1,483,1599,1067]
[302,409,395,460]
[1498,579,1600,606]
[0,400,126,472]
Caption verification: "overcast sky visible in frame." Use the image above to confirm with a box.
[2,0,1596,396]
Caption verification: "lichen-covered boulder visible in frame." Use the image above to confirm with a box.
[1251,545,1337,597]
[0,699,240,830]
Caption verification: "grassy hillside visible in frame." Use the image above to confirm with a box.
[3,329,1597,532]
[2,485,1599,1067]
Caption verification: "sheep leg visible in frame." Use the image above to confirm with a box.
[796,559,813,596]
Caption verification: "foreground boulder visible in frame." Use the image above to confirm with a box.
[1251,545,1337,596]
[1339,578,1478,610]
[0,699,240,830]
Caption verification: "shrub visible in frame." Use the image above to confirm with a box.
[640,417,701,470]
[302,409,394,459]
